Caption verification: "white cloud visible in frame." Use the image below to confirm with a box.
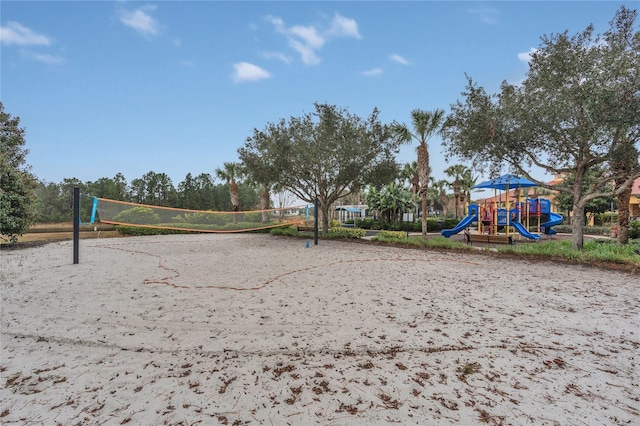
[289,38,321,65]
[390,54,409,65]
[289,25,324,49]
[326,13,362,40]
[28,51,64,65]
[518,48,538,63]
[265,13,361,66]
[119,5,162,37]
[1,21,52,46]
[232,62,271,83]
[362,67,383,77]
[468,7,500,25]
[262,51,292,64]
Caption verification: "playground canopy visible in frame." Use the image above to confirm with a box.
[473,174,537,191]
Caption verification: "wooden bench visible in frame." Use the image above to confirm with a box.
[297,226,316,233]
[465,232,513,245]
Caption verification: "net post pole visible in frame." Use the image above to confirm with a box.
[73,187,80,264]
[89,197,98,224]
[314,198,319,245]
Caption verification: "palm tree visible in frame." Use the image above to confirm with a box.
[438,181,452,217]
[392,109,445,237]
[400,161,419,219]
[429,178,451,217]
[460,167,478,206]
[215,162,242,213]
[444,164,469,219]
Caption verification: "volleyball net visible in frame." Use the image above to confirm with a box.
[94,197,312,233]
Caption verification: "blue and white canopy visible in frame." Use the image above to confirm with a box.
[472,174,537,191]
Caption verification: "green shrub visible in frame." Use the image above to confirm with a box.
[113,207,160,225]
[552,225,615,236]
[270,226,300,237]
[595,212,617,226]
[629,220,640,239]
[586,226,614,236]
[328,227,366,239]
[219,221,265,231]
[180,211,230,226]
[115,225,186,236]
[355,218,375,229]
[379,230,408,239]
[553,225,572,234]
[244,212,263,223]
[356,217,465,232]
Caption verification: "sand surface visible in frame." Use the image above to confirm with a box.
[1,233,639,425]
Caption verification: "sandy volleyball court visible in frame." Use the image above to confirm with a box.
[1,234,638,425]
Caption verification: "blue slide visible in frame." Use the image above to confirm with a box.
[541,212,563,235]
[441,213,477,238]
[512,220,541,240]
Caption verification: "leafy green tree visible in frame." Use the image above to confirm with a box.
[151,172,177,207]
[443,7,640,250]
[34,181,66,223]
[0,103,37,242]
[238,151,279,222]
[176,172,217,210]
[87,173,128,201]
[238,103,402,233]
[237,182,261,211]
[59,178,87,221]
[392,109,446,237]
[553,168,616,219]
[366,183,413,224]
[604,7,640,244]
[365,159,401,192]
[129,171,177,206]
[401,161,420,218]
[129,177,146,204]
[177,173,200,209]
[193,173,217,210]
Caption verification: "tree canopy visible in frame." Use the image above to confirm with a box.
[1,102,38,243]
[442,6,640,250]
[238,103,402,232]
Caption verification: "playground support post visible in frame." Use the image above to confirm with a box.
[73,187,79,264]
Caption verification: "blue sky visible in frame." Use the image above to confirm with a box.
[1,1,635,189]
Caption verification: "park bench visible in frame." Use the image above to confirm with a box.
[297,225,316,233]
[465,232,513,245]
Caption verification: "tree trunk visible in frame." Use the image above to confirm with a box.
[421,192,428,236]
[260,186,270,223]
[571,202,585,251]
[230,180,239,223]
[417,143,429,238]
[570,167,588,251]
[616,183,631,244]
[440,194,449,217]
[452,179,461,219]
[321,202,330,236]
[411,174,419,222]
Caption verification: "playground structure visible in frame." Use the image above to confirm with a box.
[441,174,563,241]
[441,199,563,240]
